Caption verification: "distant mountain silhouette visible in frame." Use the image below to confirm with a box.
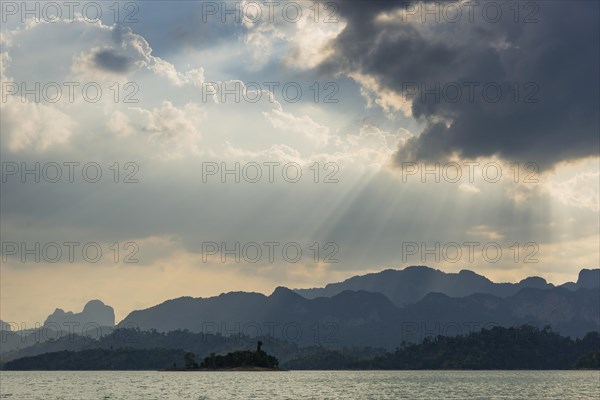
[3,268,597,356]
[44,300,115,329]
[293,266,557,306]
[560,269,600,290]
[120,287,401,347]
[120,285,599,348]
[402,287,599,340]
[577,269,600,288]
[1,300,115,356]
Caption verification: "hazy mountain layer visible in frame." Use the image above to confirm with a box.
[294,266,599,306]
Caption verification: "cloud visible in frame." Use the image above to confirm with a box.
[263,107,330,148]
[319,0,599,170]
[93,49,134,73]
[459,183,480,194]
[131,101,205,158]
[1,100,75,152]
[349,71,413,117]
[106,110,135,138]
[548,171,600,212]
[0,51,75,152]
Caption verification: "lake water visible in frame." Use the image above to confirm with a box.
[1,371,598,399]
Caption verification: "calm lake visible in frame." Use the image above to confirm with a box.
[1,371,598,399]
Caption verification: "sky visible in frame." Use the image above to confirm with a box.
[0,0,598,325]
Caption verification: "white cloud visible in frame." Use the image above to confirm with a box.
[548,171,600,212]
[349,72,413,117]
[106,110,135,138]
[1,50,75,152]
[128,101,206,159]
[241,0,346,70]
[1,99,75,152]
[263,107,330,148]
[459,183,481,193]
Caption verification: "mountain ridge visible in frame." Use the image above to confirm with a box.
[292,266,598,306]
[118,285,599,348]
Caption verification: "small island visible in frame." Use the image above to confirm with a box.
[162,341,283,372]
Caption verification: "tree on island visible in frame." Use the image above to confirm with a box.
[181,341,279,369]
[184,352,199,369]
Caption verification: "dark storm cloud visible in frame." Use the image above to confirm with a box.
[322,0,599,169]
[93,49,134,73]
